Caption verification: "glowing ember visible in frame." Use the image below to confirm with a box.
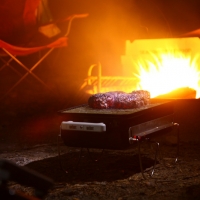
[134,52,200,98]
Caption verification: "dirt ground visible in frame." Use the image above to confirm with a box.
[1,134,200,200]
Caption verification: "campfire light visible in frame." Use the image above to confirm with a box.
[121,38,200,99]
[82,38,200,99]
[134,52,200,98]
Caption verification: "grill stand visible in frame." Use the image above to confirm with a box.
[58,113,180,179]
[129,119,180,179]
[57,130,106,173]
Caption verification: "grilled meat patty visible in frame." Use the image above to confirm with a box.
[88,90,150,109]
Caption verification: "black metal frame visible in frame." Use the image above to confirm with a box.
[58,101,179,179]
[129,120,179,179]
[58,119,179,179]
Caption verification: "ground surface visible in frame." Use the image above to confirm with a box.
[1,139,200,200]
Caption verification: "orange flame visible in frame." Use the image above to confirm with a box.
[133,52,200,98]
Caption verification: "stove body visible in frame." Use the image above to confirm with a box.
[59,101,174,150]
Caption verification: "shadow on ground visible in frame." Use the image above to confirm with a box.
[25,149,155,183]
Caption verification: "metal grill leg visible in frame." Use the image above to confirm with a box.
[137,139,160,179]
[150,141,160,176]
[157,123,180,167]
[137,140,147,179]
[57,132,83,173]
[174,123,180,163]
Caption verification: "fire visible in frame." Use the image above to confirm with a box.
[82,39,200,98]
[134,52,200,98]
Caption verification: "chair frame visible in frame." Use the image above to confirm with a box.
[0,14,87,100]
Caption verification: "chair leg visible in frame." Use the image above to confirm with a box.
[0,57,19,74]
[0,48,54,100]
[3,47,51,87]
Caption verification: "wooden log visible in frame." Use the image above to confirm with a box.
[154,87,196,99]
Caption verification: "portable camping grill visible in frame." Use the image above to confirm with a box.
[58,101,179,178]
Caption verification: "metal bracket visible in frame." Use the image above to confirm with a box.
[129,114,180,179]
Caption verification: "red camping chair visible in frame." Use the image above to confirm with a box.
[0,0,87,100]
